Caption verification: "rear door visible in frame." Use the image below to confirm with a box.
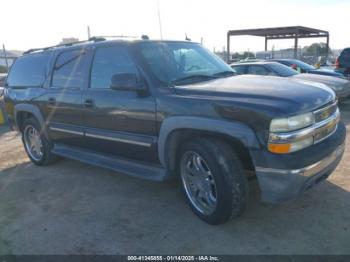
[43,48,90,146]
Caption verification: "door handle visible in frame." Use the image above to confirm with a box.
[48,97,56,105]
[84,99,94,108]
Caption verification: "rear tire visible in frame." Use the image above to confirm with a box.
[22,117,58,166]
[178,137,249,225]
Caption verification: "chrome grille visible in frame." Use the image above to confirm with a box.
[313,114,338,143]
[314,101,338,123]
[313,101,339,143]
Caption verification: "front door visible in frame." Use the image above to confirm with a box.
[43,48,89,146]
[82,44,158,163]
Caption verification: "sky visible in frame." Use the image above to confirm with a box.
[1,0,349,53]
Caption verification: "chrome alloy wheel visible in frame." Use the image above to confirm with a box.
[23,125,44,161]
[180,151,217,215]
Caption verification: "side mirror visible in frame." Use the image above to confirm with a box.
[110,73,144,91]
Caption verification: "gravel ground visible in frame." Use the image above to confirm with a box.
[0,103,349,255]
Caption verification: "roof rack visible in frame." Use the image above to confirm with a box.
[23,37,104,55]
[23,35,148,55]
[92,35,139,40]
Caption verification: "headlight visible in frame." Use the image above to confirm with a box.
[270,112,315,132]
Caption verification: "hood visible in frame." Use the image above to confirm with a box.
[291,73,349,87]
[174,75,335,117]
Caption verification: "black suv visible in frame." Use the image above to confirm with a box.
[4,38,346,224]
[336,48,350,78]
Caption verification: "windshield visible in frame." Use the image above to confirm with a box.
[136,42,235,85]
[267,63,298,77]
[289,59,315,70]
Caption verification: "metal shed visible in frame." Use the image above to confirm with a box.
[226,26,329,62]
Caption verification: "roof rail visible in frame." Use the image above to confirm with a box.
[23,37,106,55]
[92,35,139,39]
[22,35,147,55]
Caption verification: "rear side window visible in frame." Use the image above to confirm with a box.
[52,49,87,88]
[7,53,50,87]
[90,45,138,89]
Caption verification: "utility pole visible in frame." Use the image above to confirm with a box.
[87,26,91,39]
[157,0,163,40]
[2,44,9,71]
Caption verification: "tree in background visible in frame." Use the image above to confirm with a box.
[303,43,332,57]
[231,51,256,60]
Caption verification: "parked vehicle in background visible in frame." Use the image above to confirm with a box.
[272,59,345,79]
[0,74,7,97]
[4,38,345,224]
[231,61,350,100]
[335,48,350,78]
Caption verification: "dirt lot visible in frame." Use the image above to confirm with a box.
[0,103,349,255]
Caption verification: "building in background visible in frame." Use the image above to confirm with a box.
[60,38,79,44]
[0,50,22,72]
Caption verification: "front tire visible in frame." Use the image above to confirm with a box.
[179,137,249,225]
[22,117,57,166]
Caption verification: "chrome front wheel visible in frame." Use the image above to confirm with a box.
[180,151,217,215]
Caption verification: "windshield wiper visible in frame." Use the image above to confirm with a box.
[213,71,236,77]
[170,74,218,85]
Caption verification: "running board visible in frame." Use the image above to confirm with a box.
[51,143,168,181]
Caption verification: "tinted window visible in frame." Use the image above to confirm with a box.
[52,50,87,88]
[231,65,247,75]
[7,53,50,87]
[267,63,298,77]
[90,45,137,89]
[288,59,315,70]
[248,65,273,75]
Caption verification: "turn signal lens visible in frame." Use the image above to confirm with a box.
[268,137,314,154]
[268,143,291,154]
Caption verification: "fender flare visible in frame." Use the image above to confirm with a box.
[14,104,48,137]
[158,116,260,168]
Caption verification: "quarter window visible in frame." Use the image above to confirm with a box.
[52,50,87,88]
[7,53,50,87]
[90,45,138,89]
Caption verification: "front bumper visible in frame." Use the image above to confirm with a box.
[252,121,346,203]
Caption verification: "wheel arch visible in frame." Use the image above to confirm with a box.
[158,116,260,176]
[14,104,48,137]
